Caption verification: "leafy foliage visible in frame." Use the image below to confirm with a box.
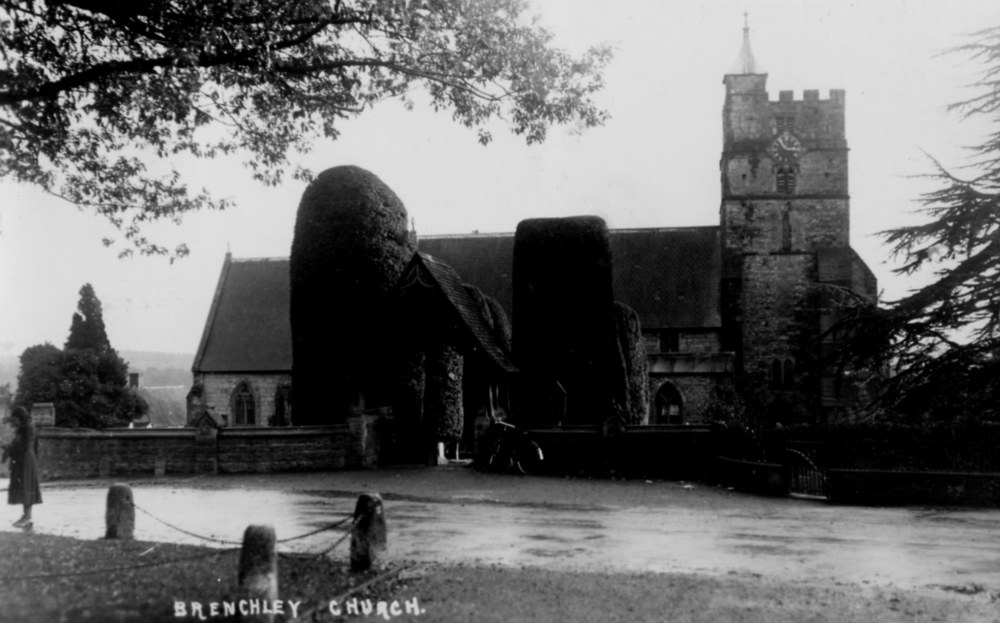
[14,286,145,428]
[13,343,64,411]
[0,0,612,259]
[834,26,1000,423]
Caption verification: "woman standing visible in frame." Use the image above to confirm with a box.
[2,406,42,527]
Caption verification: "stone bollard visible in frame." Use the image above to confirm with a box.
[237,525,279,623]
[350,493,387,572]
[104,483,135,539]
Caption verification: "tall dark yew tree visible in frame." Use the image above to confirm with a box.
[290,165,414,424]
[835,27,1000,422]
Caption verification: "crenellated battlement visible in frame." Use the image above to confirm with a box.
[773,89,845,104]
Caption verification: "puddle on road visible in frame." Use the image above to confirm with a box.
[1,484,999,591]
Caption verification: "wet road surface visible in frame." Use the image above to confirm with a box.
[2,468,999,592]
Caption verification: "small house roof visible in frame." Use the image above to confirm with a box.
[135,386,189,427]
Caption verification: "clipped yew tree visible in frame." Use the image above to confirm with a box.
[613,301,650,425]
[513,216,616,425]
[290,166,414,424]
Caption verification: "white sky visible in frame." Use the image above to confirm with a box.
[1,0,998,359]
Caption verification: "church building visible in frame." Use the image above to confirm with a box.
[189,23,876,427]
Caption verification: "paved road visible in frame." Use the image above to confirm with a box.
[2,466,999,592]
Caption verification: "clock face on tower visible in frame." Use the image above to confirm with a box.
[769,131,803,162]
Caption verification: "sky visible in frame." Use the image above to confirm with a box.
[2,0,999,362]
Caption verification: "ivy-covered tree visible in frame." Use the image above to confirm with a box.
[14,285,146,428]
[612,301,649,426]
[0,0,611,259]
[425,343,463,452]
[835,27,1000,423]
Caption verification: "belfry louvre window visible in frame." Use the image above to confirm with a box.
[776,115,796,132]
[777,167,796,194]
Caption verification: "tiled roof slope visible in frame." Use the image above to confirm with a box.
[611,227,722,328]
[135,386,189,427]
[418,226,722,329]
[417,233,516,319]
[408,253,517,374]
[193,256,292,372]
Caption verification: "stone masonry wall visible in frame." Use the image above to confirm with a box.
[741,253,820,420]
[721,199,849,255]
[678,331,720,354]
[195,372,292,426]
[648,375,722,424]
[34,416,380,480]
[37,429,196,480]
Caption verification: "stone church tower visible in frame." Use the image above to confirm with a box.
[719,19,873,422]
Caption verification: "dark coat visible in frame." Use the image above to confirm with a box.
[4,423,42,506]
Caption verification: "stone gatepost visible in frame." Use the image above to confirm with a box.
[473,413,492,465]
[347,413,381,469]
[192,412,219,474]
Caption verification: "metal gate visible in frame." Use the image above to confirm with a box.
[785,447,828,498]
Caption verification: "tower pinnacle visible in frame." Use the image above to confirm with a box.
[728,13,763,75]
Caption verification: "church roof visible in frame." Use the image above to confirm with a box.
[191,225,723,375]
[418,226,723,329]
[727,16,764,75]
[192,255,292,373]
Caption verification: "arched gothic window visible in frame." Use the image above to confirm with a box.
[776,167,796,194]
[770,359,797,390]
[232,382,255,426]
[271,383,292,427]
[654,382,684,425]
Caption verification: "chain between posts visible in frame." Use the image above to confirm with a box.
[129,501,354,546]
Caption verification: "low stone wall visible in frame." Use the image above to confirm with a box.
[827,469,1000,506]
[524,424,715,478]
[35,415,381,481]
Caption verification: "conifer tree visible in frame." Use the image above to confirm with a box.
[65,284,111,351]
[836,27,1000,422]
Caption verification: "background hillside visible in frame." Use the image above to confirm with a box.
[0,351,193,392]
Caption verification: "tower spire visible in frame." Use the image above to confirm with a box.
[728,13,763,75]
